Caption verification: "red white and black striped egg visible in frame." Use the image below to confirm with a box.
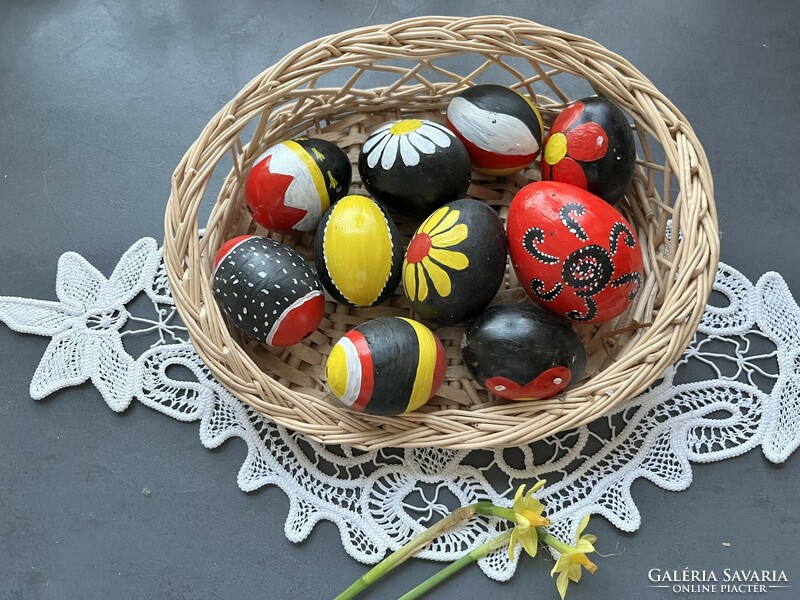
[245,137,351,234]
[213,235,325,346]
[446,84,544,175]
[461,303,586,401]
[325,317,447,415]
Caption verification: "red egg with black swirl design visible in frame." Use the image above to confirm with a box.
[507,181,643,324]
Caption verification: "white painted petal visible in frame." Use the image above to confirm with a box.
[381,135,399,170]
[399,135,420,166]
[366,135,391,169]
[362,129,392,154]
[407,131,437,155]
[418,123,452,148]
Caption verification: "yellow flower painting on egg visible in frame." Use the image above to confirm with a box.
[403,206,470,302]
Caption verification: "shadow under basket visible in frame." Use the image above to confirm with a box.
[164,15,719,449]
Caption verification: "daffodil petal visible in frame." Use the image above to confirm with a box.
[420,257,451,298]
[515,514,530,533]
[508,529,518,562]
[575,539,595,554]
[420,206,449,235]
[513,485,526,511]
[428,248,469,270]
[430,223,468,248]
[576,514,591,536]
[428,209,460,236]
[416,264,429,301]
[519,531,538,557]
[531,479,547,493]
[556,570,570,600]
[569,564,583,583]
[403,261,417,301]
[582,534,597,546]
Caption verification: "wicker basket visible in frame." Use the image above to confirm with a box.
[164,15,719,449]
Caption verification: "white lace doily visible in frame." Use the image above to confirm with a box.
[1,238,799,581]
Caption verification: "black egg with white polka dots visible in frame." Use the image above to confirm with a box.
[213,236,322,346]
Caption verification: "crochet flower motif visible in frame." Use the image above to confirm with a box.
[362,119,453,170]
[403,205,469,302]
[0,238,160,411]
[542,101,608,189]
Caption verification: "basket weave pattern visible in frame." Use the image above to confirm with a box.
[164,16,719,449]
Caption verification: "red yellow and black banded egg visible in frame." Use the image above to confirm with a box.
[325,317,447,415]
[245,137,351,233]
[213,235,324,346]
[446,84,544,175]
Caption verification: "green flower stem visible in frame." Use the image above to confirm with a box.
[334,505,479,600]
[397,531,513,600]
[472,502,517,523]
[537,528,575,555]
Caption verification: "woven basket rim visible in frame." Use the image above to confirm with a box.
[164,15,719,450]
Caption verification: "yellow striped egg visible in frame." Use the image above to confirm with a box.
[326,317,447,414]
[314,195,403,307]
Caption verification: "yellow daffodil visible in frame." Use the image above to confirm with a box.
[507,480,551,561]
[403,206,469,302]
[550,514,598,600]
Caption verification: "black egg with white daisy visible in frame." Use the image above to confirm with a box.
[358,118,471,218]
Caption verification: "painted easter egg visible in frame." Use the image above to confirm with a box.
[461,303,586,401]
[245,137,351,233]
[507,181,643,324]
[445,84,544,175]
[403,199,507,325]
[541,96,636,202]
[314,195,403,307]
[325,317,447,415]
[358,119,471,218]
[213,235,324,346]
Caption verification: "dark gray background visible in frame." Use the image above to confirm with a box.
[1,1,799,599]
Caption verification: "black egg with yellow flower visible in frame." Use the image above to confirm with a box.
[403,199,507,326]
[358,119,471,218]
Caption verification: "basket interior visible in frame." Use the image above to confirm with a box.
[166,19,717,448]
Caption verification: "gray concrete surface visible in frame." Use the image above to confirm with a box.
[1,1,799,599]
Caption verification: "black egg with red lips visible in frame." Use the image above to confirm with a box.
[213,235,325,347]
[461,303,586,401]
